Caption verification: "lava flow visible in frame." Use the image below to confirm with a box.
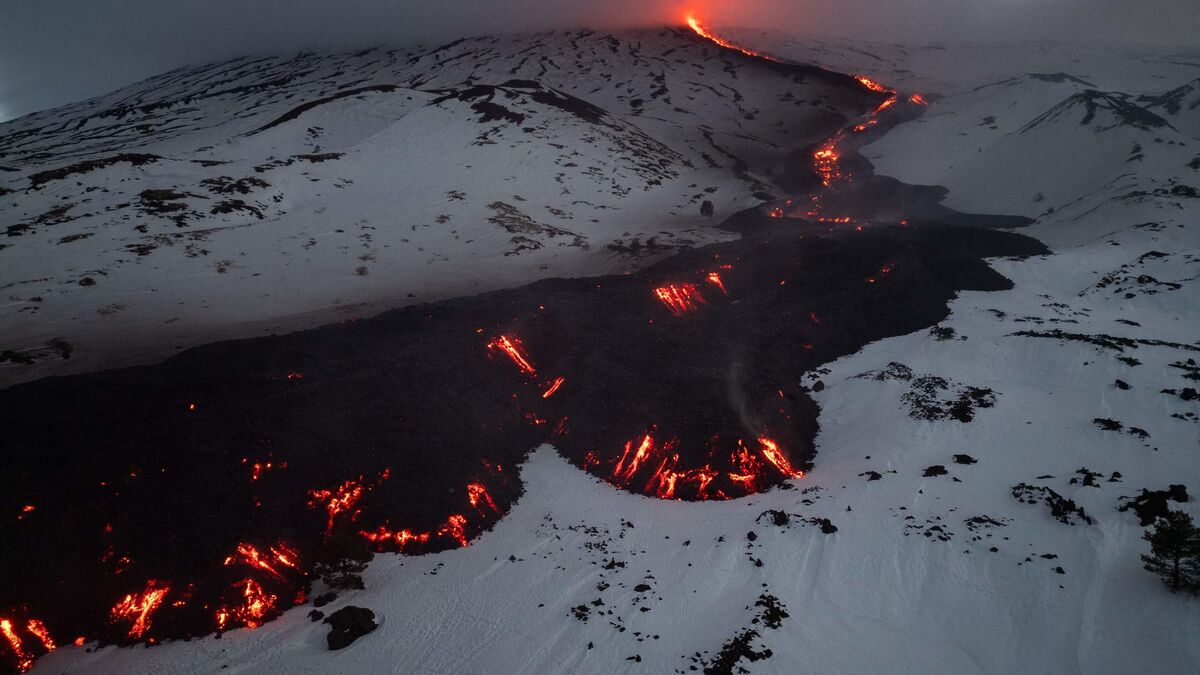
[0,620,33,673]
[109,581,169,640]
[223,542,299,581]
[686,16,778,61]
[486,334,537,375]
[609,432,803,500]
[654,283,705,316]
[307,469,390,535]
[216,579,276,631]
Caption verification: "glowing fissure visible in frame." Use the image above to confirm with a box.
[307,469,390,535]
[217,578,276,631]
[608,432,802,499]
[109,581,169,640]
[686,16,779,62]
[654,283,705,316]
[486,334,537,375]
[1,619,33,673]
[542,376,565,398]
[223,542,299,581]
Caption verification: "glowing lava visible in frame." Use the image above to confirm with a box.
[1,619,33,673]
[756,437,805,478]
[467,482,499,513]
[109,581,169,640]
[613,434,657,483]
[686,16,778,61]
[542,376,565,399]
[706,271,729,295]
[438,514,469,548]
[654,284,705,316]
[217,578,277,631]
[223,542,298,581]
[24,620,54,653]
[486,335,537,376]
[813,144,841,186]
[307,469,389,535]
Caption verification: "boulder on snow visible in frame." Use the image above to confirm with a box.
[324,605,377,650]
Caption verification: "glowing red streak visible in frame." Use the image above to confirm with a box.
[109,581,169,639]
[467,482,499,513]
[438,514,469,547]
[813,145,840,186]
[854,75,891,93]
[361,525,431,549]
[706,271,728,295]
[270,543,299,569]
[308,470,388,535]
[908,93,927,105]
[645,453,681,499]
[613,434,655,483]
[224,543,286,580]
[686,16,779,62]
[24,620,54,652]
[654,284,705,316]
[219,579,276,630]
[757,437,804,478]
[542,376,565,398]
[486,335,537,375]
[1,619,32,673]
[874,96,897,113]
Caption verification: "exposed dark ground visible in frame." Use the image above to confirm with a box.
[0,214,1045,656]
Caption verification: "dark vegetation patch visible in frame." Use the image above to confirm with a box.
[685,593,789,675]
[200,176,270,195]
[210,199,264,219]
[755,510,837,533]
[28,153,160,189]
[1012,483,1094,525]
[1119,485,1190,526]
[903,376,997,422]
[1011,329,1200,353]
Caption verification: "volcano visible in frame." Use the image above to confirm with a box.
[2,14,1198,675]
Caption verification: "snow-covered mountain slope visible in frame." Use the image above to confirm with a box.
[0,28,871,386]
[8,24,1200,675]
[718,28,1200,96]
[1146,77,1200,139]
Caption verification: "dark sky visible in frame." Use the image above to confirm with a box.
[2,0,1197,122]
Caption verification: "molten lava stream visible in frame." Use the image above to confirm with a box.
[686,16,778,61]
[486,334,537,375]
[109,581,170,640]
[654,283,705,316]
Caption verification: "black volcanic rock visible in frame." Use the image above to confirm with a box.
[0,221,1044,650]
[324,606,377,650]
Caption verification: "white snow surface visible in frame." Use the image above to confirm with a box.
[15,25,1200,675]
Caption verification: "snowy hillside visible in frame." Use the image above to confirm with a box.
[3,21,1199,675]
[0,28,871,386]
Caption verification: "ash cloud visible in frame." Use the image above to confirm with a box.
[1,0,1196,122]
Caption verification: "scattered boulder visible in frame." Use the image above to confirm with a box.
[324,606,377,650]
[923,465,948,477]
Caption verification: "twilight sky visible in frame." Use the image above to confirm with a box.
[1,0,1197,122]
